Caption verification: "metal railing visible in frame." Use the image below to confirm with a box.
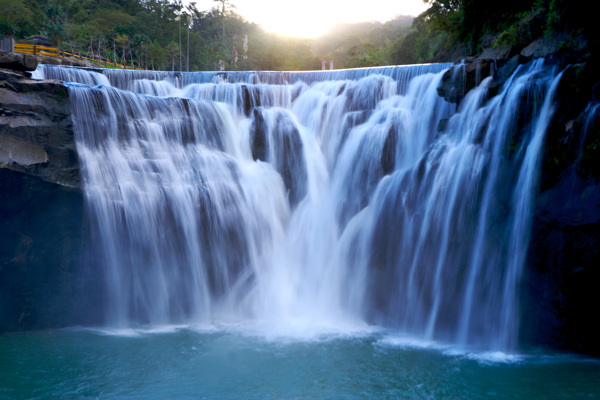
[14,43,139,70]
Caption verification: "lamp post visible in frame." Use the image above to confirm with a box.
[177,16,182,71]
[186,14,190,72]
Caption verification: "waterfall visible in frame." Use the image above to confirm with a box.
[35,62,562,351]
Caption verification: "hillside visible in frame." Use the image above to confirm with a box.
[1,0,416,71]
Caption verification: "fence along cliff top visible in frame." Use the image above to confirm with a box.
[13,42,138,70]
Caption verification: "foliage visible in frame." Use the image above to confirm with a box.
[0,0,40,38]
[414,0,597,59]
[147,39,166,70]
[390,13,450,65]
[2,0,597,71]
[495,3,547,48]
[0,0,415,71]
[312,17,412,68]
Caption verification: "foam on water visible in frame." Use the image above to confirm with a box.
[3,327,600,399]
[375,334,449,351]
[462,351,526,364]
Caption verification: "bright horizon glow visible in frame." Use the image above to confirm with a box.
[189,0,429,38]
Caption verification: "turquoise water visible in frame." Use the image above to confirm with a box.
[1,327,599,399]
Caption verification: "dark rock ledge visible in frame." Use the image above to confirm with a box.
[0,51,79,187]
[0,51,99,332]
[437,48,600,357]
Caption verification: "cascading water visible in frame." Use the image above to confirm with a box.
[35,61,562,351]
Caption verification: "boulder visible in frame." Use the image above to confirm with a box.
[0,73,79,187]
[437,58,495,104]
[521,38,561,58]
[37,55,61,66]
[0,51,38,72]
[480,44,514,60]
[249,108,308,206]
[22,54,37,71]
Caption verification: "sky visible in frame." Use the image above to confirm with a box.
[190,0,430,38]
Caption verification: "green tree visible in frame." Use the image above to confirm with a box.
[132,33,150,69]
[165,40,179,71]
[44,2,67,44]
[147,39,166,70]
[0,0,37,37]
[115,33,130,66]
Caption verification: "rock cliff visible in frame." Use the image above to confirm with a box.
[0,52,100,331]
[438,54,600,356]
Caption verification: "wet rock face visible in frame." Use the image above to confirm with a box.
[0,63,103,331]
[521,62,600,357]
[250,108,308,206]
[523,168,600,356]
[0,51,38,72]
[436,58,495,104]
[0,169,103,331]
[436,56,600,356]
[250,108,268,162]
[0,68,79,187]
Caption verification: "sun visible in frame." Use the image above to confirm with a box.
[190,0,428,38]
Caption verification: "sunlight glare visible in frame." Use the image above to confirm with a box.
[191,0,429,38]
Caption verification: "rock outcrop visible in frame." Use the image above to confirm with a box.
[0,52,37,73]
[0,68,79,187]
[524,59,600,356]
[0,55,101,331]
[250,108,308,206]
[438,53,600,356]
[35,55,91,68]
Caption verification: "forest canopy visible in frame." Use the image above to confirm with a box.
[1,0,595,71]
[393,0,596,64]
[0,0,415,71]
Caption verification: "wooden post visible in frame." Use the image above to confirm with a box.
[33,44,37,56]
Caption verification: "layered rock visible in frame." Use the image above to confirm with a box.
[0,59,101,331]
[0,52,37,73]
[0,69,79,187]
